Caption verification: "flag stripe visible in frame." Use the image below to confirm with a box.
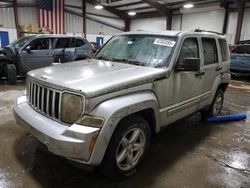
[38,0,64,34]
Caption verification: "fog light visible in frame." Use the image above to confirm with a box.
[76,115,104,128]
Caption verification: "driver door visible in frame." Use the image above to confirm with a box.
[20,38,54,72]
[163,37,207,122]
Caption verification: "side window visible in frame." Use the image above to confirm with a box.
[55,38,70,48]
[75,39,85,47]
[231,45,250,54]
[70,38,85,48]
[177,38,199,64]
[30,38,50,50]
[202,38,218,65]
[219,39,229,61]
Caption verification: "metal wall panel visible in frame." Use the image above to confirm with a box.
[65,12,83,33]
[65,12,121,35]
[0,8,15,28]
[18,7,38,25]
[86,19,121,35]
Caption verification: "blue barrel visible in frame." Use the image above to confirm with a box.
[207,114,247,122]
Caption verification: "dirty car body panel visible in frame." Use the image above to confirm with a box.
[14,31,231,169]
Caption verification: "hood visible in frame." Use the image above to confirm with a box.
[28,59,166,98]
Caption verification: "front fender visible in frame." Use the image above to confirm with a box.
[86,91,160,165]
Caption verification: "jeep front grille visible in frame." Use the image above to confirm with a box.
[28,81,61,120]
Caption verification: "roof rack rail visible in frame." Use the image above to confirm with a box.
[194,29,224,36]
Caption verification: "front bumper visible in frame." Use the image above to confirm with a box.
[14,96,100,163]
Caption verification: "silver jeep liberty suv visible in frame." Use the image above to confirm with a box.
[14,30,230,179]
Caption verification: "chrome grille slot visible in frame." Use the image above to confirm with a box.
[28,81,62,121]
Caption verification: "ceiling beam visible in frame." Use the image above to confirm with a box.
[142,0,169,15]
[132,11,162,19]
[86,0,126,19]
[120,6,154,11]
[13,0,21,38]
[235,0,245,44]
[82,0,86,38]
[112,1,144,8]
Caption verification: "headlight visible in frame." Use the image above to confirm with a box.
[24,80,29,96]
[61,92,84,124]
[76,115,104,128]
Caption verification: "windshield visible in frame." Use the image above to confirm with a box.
[95,35,177,68]
[9,36,33,49]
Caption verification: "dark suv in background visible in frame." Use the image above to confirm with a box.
[230,40,250,74]
[0,35,93,84]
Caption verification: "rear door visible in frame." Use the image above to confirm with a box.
[199,37,222,106]
[74,38,92,59]
[20,38,53,72]
[53,37,74,63]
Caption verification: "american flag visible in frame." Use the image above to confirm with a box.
[38,0,65,34]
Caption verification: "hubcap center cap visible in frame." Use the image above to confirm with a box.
[127,144,133,150]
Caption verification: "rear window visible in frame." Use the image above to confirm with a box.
[219,39,229,61]
[202,38,218,65]
[55,38,71,48]
[70,38,85,47]
[231,45,250,54]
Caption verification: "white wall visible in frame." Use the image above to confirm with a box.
[131,17,166,31]
[65,1,124,36]
[0,8,15,28]
[226,12,238,44]
[172,15,182,30]
[0,27,17,43]
[130,8,241,44]
[18,7,38,26]
[241,8,250,40]
[181,9,225,32]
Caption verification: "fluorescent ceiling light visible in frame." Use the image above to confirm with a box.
[95,5,103,9]
[183,3,194,8]
[128,11,136,16]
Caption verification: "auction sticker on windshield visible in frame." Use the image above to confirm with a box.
[153,38,176,47]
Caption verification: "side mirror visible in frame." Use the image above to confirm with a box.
[25,46,31,53]
[176,57,200,72]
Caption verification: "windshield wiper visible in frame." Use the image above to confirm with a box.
[95,55,114,61]
[112,58,144,66]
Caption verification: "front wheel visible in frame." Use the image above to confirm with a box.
[6,64,17,85]
[101,115,151,180]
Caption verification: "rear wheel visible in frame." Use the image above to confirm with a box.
[101,115,151,180]
[201,89,224,119]
[6,64,17,85]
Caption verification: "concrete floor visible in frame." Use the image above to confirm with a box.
[0,77,250,188]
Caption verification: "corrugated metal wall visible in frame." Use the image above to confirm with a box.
[18,7,38,25]
[86,19,121,35]
[0,2,122,35]
[65,12,83,33]
[65,12,122,35]
[0,8,15,28]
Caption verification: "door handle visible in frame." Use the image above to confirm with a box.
[195,71,205,77]
[216,66,222,71]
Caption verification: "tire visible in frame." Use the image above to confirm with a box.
[6,64,17,85]
[101,115,151,180]
[201,89,224,119]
